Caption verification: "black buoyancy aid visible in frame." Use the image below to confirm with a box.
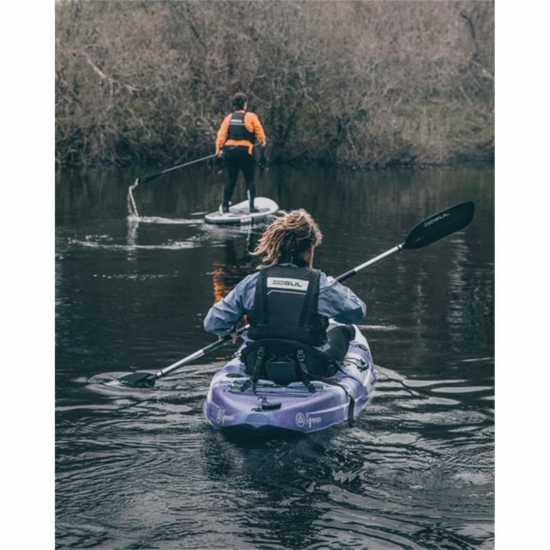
[228,111,256,143]
[248,265,328,346]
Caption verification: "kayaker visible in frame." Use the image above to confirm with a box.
[203,210,367,385]
[215,92,267,214]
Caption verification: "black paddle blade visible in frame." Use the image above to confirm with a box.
[118,371,157,388]
[403,202,475,250]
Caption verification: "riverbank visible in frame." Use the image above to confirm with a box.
[56,1,493,169]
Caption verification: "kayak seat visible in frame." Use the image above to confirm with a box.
[241,339,336,387]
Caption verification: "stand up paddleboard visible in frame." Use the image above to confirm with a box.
[204,197,279,225]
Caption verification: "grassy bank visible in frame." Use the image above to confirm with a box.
[55,0,494,169]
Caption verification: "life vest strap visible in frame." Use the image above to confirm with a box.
[242,338,335,387]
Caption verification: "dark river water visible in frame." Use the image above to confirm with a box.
[56,163,494,549]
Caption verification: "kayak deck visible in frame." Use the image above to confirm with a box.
[204,329,377,433]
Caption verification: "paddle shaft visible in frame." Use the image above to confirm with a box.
[154,325,248,379]
[336,245,403,284]
[140,154,216,185]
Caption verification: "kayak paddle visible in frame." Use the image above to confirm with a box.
[118,201,474,388]
[336,201,475,282]
[118,325,249,388]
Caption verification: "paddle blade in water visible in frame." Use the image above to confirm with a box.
[118,371,158,388]
[403,201,475,250]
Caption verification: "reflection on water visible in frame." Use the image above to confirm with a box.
[56,164,494,549]
[211,232,259,303]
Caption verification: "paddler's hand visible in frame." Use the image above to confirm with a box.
[215,151,224,173]
[258,146,267,169]
[231,331,242,345]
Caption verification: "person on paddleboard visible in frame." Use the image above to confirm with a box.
[203,210,367,386]
[215,92,267,214]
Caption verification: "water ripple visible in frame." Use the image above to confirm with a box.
[56,167,494,548]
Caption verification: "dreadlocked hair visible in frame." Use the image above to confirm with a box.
[253,209,323,267]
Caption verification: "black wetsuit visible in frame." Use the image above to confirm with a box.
[223,146,256,211]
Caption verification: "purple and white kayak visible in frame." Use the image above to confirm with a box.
[204,325,377,433]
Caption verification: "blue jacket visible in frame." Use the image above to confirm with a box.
[204,269,367,337]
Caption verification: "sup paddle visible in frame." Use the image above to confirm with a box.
[136,153,216,186]
[118,201,474,388]
[127,153,217,217]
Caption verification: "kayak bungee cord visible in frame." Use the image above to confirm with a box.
[117,201,475,388]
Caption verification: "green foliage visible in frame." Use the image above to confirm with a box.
[55,0,494,168]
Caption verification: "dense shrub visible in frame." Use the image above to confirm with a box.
[55,0,494,168]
